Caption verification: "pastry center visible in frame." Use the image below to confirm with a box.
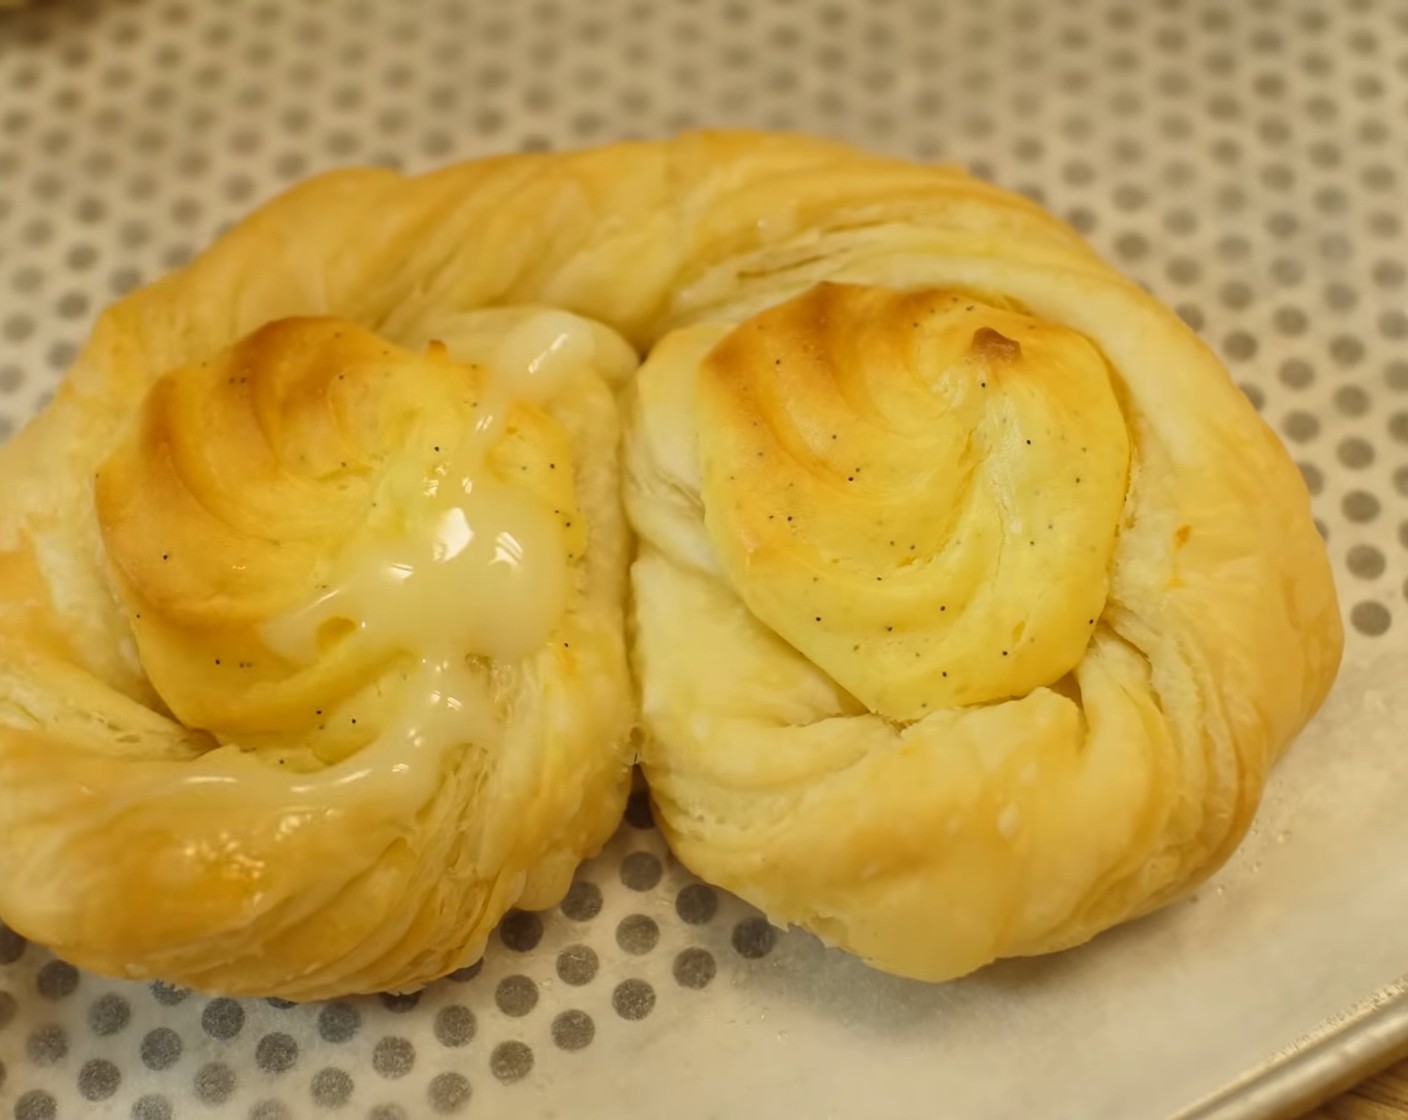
[694,282,1132,720]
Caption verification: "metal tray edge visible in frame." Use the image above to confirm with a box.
[1171,975,1408,1120]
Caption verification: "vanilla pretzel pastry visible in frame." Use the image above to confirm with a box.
[0,132,1341,995]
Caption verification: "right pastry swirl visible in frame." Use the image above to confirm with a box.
[625,269,1343,982]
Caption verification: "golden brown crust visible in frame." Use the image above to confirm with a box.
[697,282,1130,720]
[0,130,1341,992]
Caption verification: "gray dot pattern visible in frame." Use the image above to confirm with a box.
[372,1036,416,1079]
[148,982,188,1007]
[13,1090,56,1120]
[732,919,778,961]
[201,998,244,1041]
[490,1040,535,1084]
[555,944,600,987]
[256,1032,300,1075]
[427,1071,472,1115]
[620,852,664,892]
[131,1095,172,1120]
[0,0,1405,1114]
[25,1025,67,1067]
[432,1005,475,1049]
[673,948,718,991]
[140,1027,183,1071]
[86,993,129,1037]
[35,961,77,1000]
[559,881,603,922]
[675,884,718,925]
[310,1067,353,1109]
[77,1057,120,1101]
[379,991,421,1014]
[494,975,539,1018]
[498,910,544,953]
[616,914,661,955]
[612,979,657,1022]
[194,1062,236,1106]
[0,923,26,965]
[551,1009,596,1052]
[317,1002,360,1044]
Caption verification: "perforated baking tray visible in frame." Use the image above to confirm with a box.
[2,1,1407,1118]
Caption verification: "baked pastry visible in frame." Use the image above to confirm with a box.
[0,303,639,998]
[617,140,1342,980]
[0,131,1341,994]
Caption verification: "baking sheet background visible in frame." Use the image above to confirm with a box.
[1,0,1407,1117]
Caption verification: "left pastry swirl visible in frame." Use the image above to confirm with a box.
[0,310,638,998]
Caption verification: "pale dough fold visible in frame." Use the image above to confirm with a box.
[0,131,1340,994]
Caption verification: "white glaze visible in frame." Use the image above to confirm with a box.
[218,309,633,810]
